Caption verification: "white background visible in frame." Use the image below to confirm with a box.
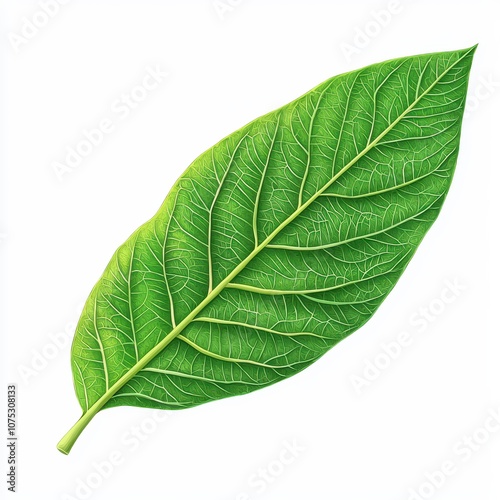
[1,0,499,499]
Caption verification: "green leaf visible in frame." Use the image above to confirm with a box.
[58,46,476,454]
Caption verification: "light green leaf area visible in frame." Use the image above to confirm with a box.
[59,47,475,453]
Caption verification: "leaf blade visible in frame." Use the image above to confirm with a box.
[59,46,475,454]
